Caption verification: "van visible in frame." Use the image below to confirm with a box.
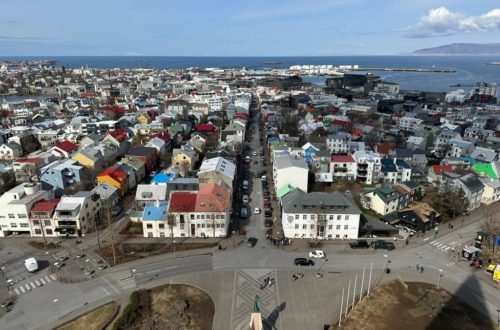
[242,195,249,203]
[24,257,38,272]
[261,175,267,182]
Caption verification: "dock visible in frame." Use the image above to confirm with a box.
[351,67,456,73]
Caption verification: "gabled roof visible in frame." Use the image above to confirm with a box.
[331,155,355,163]
[470,147,497,163]
[106,128,128,142]
[196,123,215,132]
[30,198,60,214]
[98,166,127,183]
[54,140,78,153]
[472,162,498,179]
[431,165,453,175]
[376,143,396,155]
[373,186,400,202]
[198,157,236,180]
[281,188,361,214]
[127,146,157,158]
[195,183,231,212]
[169,192,197,212]
[381,158,397,172]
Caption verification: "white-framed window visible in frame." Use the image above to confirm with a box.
[336,225,340,230]
[345,215,349,220]
[295,224,299,229]
[337,215,341,220]
[328,225,333,230]
[344,225,348,230]
[302,214,307,220]
[302,224,307,229]
[295,214,299,220]
[310,224,314,229]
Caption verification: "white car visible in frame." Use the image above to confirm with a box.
[308,250,326,259]
[254,207,261,214]
[252,151,258,156]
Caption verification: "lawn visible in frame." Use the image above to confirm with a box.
[57,302,119,330]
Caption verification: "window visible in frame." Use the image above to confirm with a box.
[345,215,349,220]
[20,223,29,228]
[201,224,205,228]
[336,225,340,230]
[310,224,314,229]
[221,223,225,228]
[295,224,299,229]
[33,220,40,225]
[181,233,185,237]
[159,224,165,229]
[8,214,15,219]
[197,224,200,228]
[147,232,153,237]
[329,215,333,220]
[10,223,17,228]
[190,214,195,220]
[34,229,41,235]
[311,215,315,220]
[295,214,299,220]
[302,214,307,220]
[328,225,333,230]
[44,220,51,226]
[201,215,205,220]
[146,224,153,229]
[344,225,348,230]
[18,214,27,219]
[337,215,341,220]
[302,224,307,230]
[46,229,53,235]
[336,234,340,238]
[160,232,165,237]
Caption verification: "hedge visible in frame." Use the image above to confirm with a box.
[112,291,140,330]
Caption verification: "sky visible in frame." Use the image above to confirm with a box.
[0,0,499,56]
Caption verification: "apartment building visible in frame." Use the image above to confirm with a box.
[54,191,102,237]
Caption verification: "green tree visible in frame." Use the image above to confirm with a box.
[426,132,435,149]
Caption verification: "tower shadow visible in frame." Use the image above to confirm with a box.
[263,301,286,330]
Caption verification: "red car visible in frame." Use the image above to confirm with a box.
[264,201,271,208]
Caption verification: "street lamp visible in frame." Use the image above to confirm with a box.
[232,231,236,248]
[173,240,176,258]
[437,269,443,288]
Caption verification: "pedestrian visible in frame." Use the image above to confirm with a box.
[405,239,409,246]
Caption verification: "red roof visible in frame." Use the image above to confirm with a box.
[196,123,215,132]
[106,128,128,142]
[99,106,125,113]
[332,119,349,127]
[331,155,355,163]
[30,198,60,214]
[432,165,453,175]
[195,183,231,212]
[152,132,171,141]
[54,140,78,153]
[169,192,197,212]
[234,112,249,120]
[15,157,42,164]
[98,166,127,183]
[376,143,396,155]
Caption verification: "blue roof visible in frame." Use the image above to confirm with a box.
[268,136,279,143]
[143,202,168,221]
[151,172,176,184]
[381,158,397,172]
[395,159,411,169]
[395,148,412,158]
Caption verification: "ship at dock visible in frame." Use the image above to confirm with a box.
[487,61,500,65]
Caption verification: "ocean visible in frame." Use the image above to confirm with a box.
[1,55,500,93]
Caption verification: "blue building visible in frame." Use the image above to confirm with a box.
[40,159,84,197]
[141,201,169,238]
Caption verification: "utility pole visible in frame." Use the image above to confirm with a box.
[339,287,344,327]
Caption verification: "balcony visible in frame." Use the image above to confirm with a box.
[334,167,348,173]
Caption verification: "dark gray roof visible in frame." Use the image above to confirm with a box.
[282,188,361,214]
[460,176,484,193]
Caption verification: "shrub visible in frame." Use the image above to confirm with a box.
[112,291,140,330]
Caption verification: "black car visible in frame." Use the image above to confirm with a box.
[264,219,273,227]
[264,209,272,217]
[371,240,395,251]
[294,258,315,266]
[349,240,370,249]
[247,237,258,247]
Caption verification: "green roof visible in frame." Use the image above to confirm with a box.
[472,162,497,179]
[277,184,294,198]
[169,123,184,133]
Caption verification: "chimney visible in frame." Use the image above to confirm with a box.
[156,198,160,207]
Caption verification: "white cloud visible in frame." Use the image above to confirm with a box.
[406,7,500,38]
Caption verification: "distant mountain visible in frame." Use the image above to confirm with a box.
[412,43,500,55]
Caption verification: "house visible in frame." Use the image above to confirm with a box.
[166,178,199,196]
[301,142,320,164]
[281,188,362,239]
[0,182,53,237]
[400,181,425,202]
[135,184,168,208]
[40,159,84,197]
[119,156,146,184]
[440,172,484,211]
[103,128,129,156]
[361,186,401,216]
[387,203,440,233]
[126,146,158,172]
[13,156,46,183]
[71,147,104,171]
[97,165,130,197]
[381,158,412,184]
[142,201,169,237]
[352,150,382,185]
[191,183,231,238]
[54,191,102,237]
[470,147,498,163]
[51,140,79,159]
[427,165,453,183]
[326,133,350,154]
[406,136,425,150]
[172,145,199,177]
[29,198,60,237]
[92,183,119,209]
[197,157,236,188]
[330,155,357,180]
[273,153,309,194]
[449,139,475,158]
[478,178,500,205]
[397,116,423,132]
[435,129,461,153]
[0,142,22,160]
[0,165,15,193]
[146,137,167,157]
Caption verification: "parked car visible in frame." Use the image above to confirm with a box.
[242,195,249,203]
[263,201,271,209]
[349,240,370,249]
[252,151,258,156]
[308,250,326,259]
[294,258,315,266]
[254,207,261,214]
[371,240,395,251]
[264,218,273,227]
[247,237,257,247]
[264,209,272,217]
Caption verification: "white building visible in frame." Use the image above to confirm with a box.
[0,183,53,237]
[479,178,500,205]
[326,133,350,154]
[445,89,467,104]
[0,142,22,160]
[352,150,381,185]
[273,153,309,193]
[330,155,357,180]
[281,189,361,239]
[54,191,102,237]
[397,116,423,132]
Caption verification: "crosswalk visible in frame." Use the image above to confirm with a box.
[12,275,55,296]
[429,239,459,253]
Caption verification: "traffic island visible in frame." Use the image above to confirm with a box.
[55,301,119,330]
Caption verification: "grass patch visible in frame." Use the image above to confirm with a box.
[57,301,119,330]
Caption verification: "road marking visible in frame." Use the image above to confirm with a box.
[30,282,36,289]
[35,280,41,286]
[431,241,439,246]
[24,284,31,291]
[102,287,111,296]
[146,269,161,274]
[14,288,20,295]
[39,278,46,285]
[436,243,444,248]
[19,286,25,293]
[163,266,179,271]
[429,239,435,243]
[102,277,120,294]
[45,276,52,282]
[444,247,451,251]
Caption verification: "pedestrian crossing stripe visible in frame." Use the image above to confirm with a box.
[444,247,451,251]
[436,243,444,248]
[19,286,25,293]
[35,280,41,286]
[30,282,36,289]
[14,288,20,295]
[24,284,30,291]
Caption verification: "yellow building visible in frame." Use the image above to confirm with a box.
[136,113,152,125]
